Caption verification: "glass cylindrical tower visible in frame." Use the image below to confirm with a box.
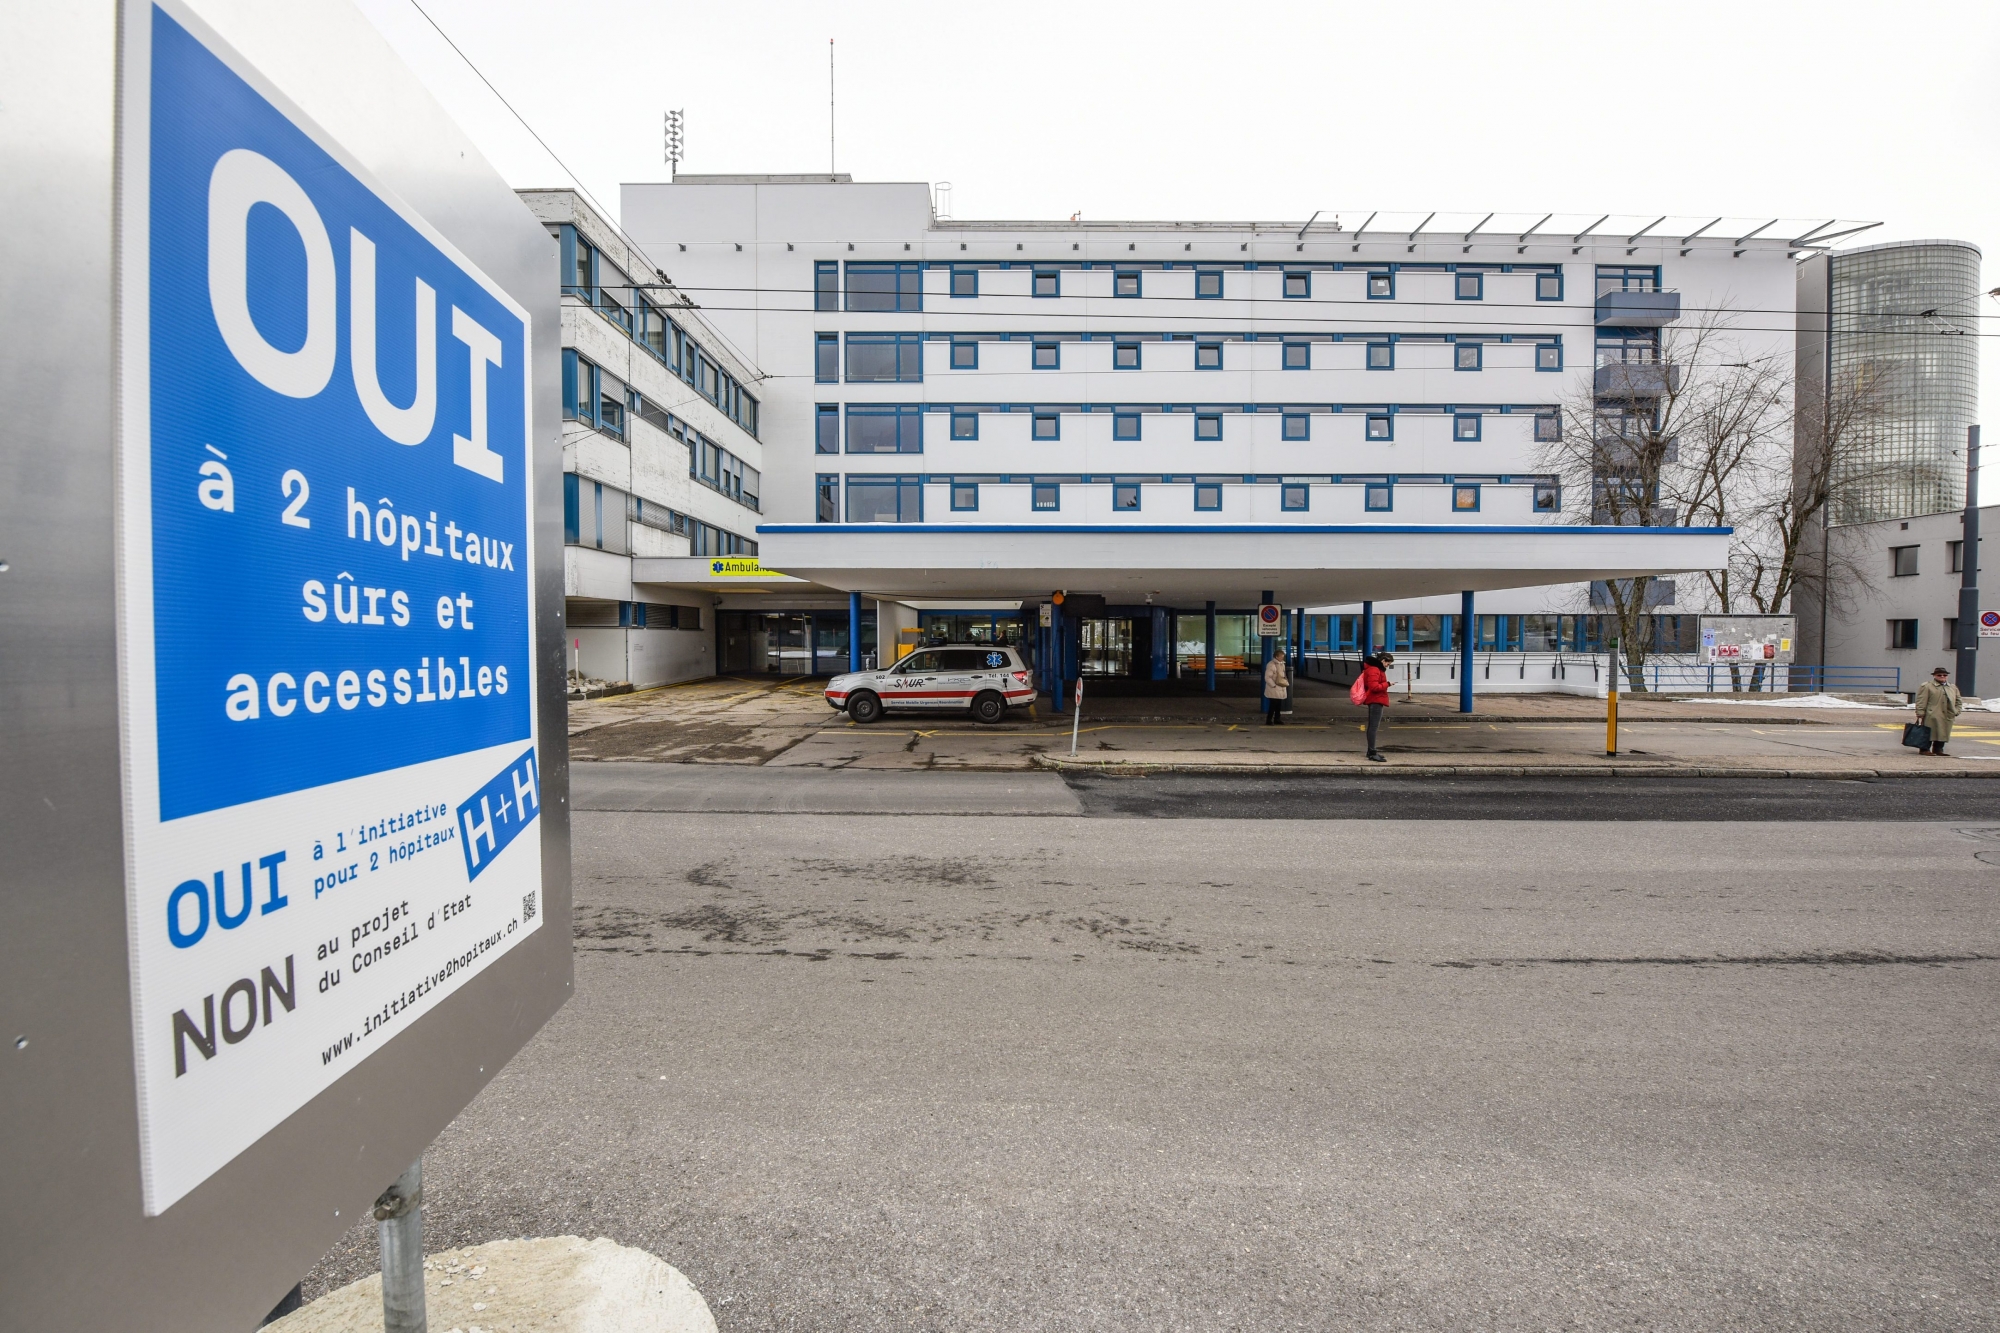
[1826,240,1981,523]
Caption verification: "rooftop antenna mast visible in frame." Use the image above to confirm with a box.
[663,109,684,180]
[828,38,836,175]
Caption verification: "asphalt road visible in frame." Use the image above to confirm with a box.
[303,768,2000,1330]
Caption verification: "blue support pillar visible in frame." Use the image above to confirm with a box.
[1460,589,1475,713]
[1360,600,1374,656]
[1204,601,1216,692]
[848,592,862,672]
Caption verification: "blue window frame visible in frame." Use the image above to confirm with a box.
[1536,413,1561,442]
[846,261,922,312]
[1282,483,1309,511]
[1283,341,1311,370]
[951,411,979,441]
[1367,342,1394,370]
[1455,271,1484,301]
[815,333,839,383]
[1032,413,1060,441]
[951,339,979,370]
[1536,270,1564,301]
[1032,481,1061,511]
[1595,265,1661,296]
[1454,414,1482,442]
[561,347,581,419]
[1033,269,1060,298]
[1367,270,1394,299]
[1195,414,1222,441]
[1536,342,1563,371]
[1113,413,1141,441]
[1453,483,1482,513]
[815,473,838,523]
[1033,341,1061,370]
[846,404,924,454]
[1195,270,1223,298]
[950,265,979,298]
[846,332,923,382]
[1194,483,1222,512]
[1366,413,1393,441]
[1284,270,1311,299]
[845,475,923,522]
[561,471,580,543]
[816,404,839,454]
[814,261,838,311]
[1282,413,1310,441]
[951,481,979,511]
[1534,482,1562,512]
[1455,342,1482,371]
[1114,341,1141,370]
[1364,482,1394,511]
[1195,342,1223,370]
[1113,482,1141,511]
[1114,270,1142,297]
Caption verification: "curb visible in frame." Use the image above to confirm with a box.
[1030,754,2000,780]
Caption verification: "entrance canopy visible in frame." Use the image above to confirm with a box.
[753,524,1732,606]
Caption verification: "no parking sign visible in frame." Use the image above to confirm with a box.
[1981,611,2000,638]
[1258,603,1284,636]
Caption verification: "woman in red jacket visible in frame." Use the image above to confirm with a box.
[1358,651,1394,761]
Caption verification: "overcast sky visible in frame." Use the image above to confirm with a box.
[355,0,1999,489]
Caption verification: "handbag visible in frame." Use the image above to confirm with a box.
[1903,722,1932,750]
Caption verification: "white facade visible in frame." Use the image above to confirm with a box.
[614,180,1831,635]
[1799,505,1992,692]
[519,189,769,686]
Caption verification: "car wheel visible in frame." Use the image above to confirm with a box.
[971,691,1007,725]
[848,691,884,724]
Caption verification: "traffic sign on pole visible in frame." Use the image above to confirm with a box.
[1257,603,1284,636]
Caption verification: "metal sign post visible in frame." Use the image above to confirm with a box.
[1,4,570,1328]
[1070,677,1083,757]
[1956,425,1980,694]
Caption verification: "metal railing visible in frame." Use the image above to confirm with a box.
[1298,651,1900,695]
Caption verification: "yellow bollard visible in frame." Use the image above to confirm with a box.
[1605,635,1620,756]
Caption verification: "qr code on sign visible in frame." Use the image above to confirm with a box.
[522,893,538,923]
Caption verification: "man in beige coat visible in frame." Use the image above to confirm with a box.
[1914,666,1964,756]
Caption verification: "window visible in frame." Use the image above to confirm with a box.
[1032,482,1060,511]
[1364,483,1394,512]
[1114,342,1142,370]
[1891,545,1920,577]
[1195,414,1222,441]
[846,404,924,454]
[814,262,838,311]
[1367,271,1394,299]
[1113,413,1141,441]
[1949,540,1964,573]
[1032,413,1060,441]
[1887,619,1919,650]
[1455,342,1482,371]
[1456,272,1483,300]
[951,411,979,441]
[1536,342,1563,372]
[816,404,839,454]
[1195,342,1223,370]
[1033,269,1060,298]
[1454,414,1481,442]
[1945,618,1962,649]
[1535,413,1561,443]
[1366,414,1393,441]
[1033,341,1061,370]
[845,475,923,523]
[846,332,923,382]
[636,298,670,361]
[846,261,921,312]
[1113,483,1141,511]
[816,473,838,522]
[1367,342,1394,370]
[950,340,979,370]
[1281,483,1309,511]
[1195,270,1223,298]
[1534,482,1562,513]
[1279,270,1311,300]
[1283,342,1311,370]
[1453,484,1481,512]
[815,333,839,383]
[950,265,978,298]
[951,481,979,511]
[1536,271,1564,301]
[1194,483,1222,512]
[566,232,596,299]
[1114,271,1141,298]
[1282,414,1310,441]
[1596,265,1661,297]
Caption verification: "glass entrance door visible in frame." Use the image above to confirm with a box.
[1079,619,1133,676]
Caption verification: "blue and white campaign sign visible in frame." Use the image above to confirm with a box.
[117,1,542,1213]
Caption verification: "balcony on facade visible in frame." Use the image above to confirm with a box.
[1593,362,1682,399]
[1594,289,1682,326]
